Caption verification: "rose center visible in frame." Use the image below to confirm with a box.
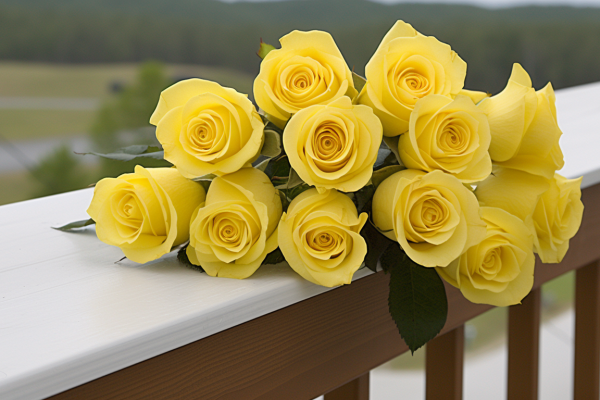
[480,247,502,277]
[438,119,469,154]
[421,198,448,229]
[306,228,344,259]
[184,110,228,159]
[307,121,353,173]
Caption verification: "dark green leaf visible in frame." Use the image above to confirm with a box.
[261,129,282,158]
[275,168,303,190]
[257,39,276,59]
[353,184,375,213]
[264,155,291,182]
[383,244,448,354]
[76,145,164,162]
[360,219,394,272]
[262,247,285,265]
[177,245,205,273]
[352,71,367,93]
[52,218,95,232]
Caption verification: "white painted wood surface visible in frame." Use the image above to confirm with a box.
[1,82,599,400]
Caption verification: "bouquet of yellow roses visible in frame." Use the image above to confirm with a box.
[58,21,584,352]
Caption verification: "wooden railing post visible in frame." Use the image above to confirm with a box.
[426,325,464,400]
[324,372,369,400]
[574,261,600,400]
[507,287,541,400]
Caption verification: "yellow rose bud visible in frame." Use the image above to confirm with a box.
[278,189,368,287]
[372,169,486,267]
[399,95,491,183]
[87,166,206,263]
[478,64,564,179]
[358,20,467,137]
[187,168,282,279]
[283,96,383,193]
[150,79,264,178]
[475,167,550,222]
[253,30,357,128]
[530,174,584,263]
[437,207,535,307]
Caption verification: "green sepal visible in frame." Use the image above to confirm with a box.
[383,244,448,354]
[52,218,95,232]
[76,145,165,162]
[352,71,367,93]
[257,39,276,59]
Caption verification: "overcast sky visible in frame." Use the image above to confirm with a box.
[222,0,600,8]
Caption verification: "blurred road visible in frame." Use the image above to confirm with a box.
[0,136,96,173]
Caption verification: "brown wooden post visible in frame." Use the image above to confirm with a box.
[324,372,369,400]
[507,287,541,400]
[426,325,464,400]
[574,261,600,400]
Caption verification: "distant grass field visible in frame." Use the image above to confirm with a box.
[0,109,96,140]
[0,62,254,99]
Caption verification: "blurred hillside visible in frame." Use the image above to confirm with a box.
[0,0,599,93]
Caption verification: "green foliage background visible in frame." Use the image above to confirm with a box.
[1,0,600,93]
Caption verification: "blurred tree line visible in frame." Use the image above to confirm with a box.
[1,0,600,93]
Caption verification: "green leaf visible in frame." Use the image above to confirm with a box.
[262,247,285,265]
[253,157,272,172]
[264,155,291,182]
[257,39,276,59]
[383,244,448,354]
[52,218,95,232]
[382,136,404,167]
[360,219,394,272]
[192,173,217,182]
[76,145,165,162]
[275,168,303,190]
[352,184,375,213]
[177,245,205,273]
[352,71,367,93]
[261,129,282,158]
[286,183,312,200]
[372,165,404,189]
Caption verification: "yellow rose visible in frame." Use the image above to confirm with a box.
[398,95,491,183]
[187,168,282,279]
[87,166,206,263]
[437,207,534,307]
[529,174,584,263]
[253,30,357,128]
[475,167,550,222]
[150,79,264,178]
[278,189,368,287]
[478,64,564,179]
[283,96,383,193]
[358,20,467,137]
[372,169,486,267]
[458,89,490,104]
